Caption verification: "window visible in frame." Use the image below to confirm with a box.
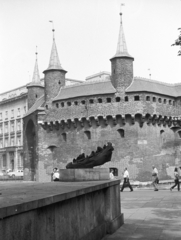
[84,130,91,140]
[46,105,48,110]
[17,137,21,146]
[10,137,14,146]
[56,103,59,108]
[5,111,8,119]
[0,125,2,134]
[160,130,164,135]
[11,110,14,118]
[0,139,3,148]
[98,98,102,103]
[169,100,172,105]
[5,138,8,147]
[24,106,26,113]
[115,97,121,102]
[74,101,78,106]
[158,98,162,103]
[0,113,2,120]
[117,129,125,138]
[163,99,166,104]
[81,100,85,105]
[107,98,111,103]
[5,123,8,133]
[35,94,38,98]
[11,122,14,132]
[62,133,67,141]
[134,96,140,101]
[89,99,94,104]
[17,108,20,116]
[146,96,150,101]
[61,102,64,107]
[125,96,129,102]
[67,102,71,106]
[17,120,21,131]
[3,154,6,167]
[153,97,156,102]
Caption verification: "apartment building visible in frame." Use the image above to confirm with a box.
[0,85,27,171]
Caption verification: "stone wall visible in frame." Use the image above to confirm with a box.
[0,181,123,240]
[33,113,181,182]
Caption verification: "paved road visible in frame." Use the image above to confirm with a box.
[104,189,181,240]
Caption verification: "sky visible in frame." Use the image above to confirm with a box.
[0,0,181,94]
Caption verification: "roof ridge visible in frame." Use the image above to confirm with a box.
[134,76,176,87]
[62,79,111,89]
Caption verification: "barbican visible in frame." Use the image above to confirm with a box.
[22,10,181,182]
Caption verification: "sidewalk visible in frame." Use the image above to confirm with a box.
[103,189,181,240]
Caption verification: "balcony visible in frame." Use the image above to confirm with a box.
[10,131,15,136]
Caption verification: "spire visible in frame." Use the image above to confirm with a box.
[44,22,66,73]
[32,46,40,83]
[27,47,42,87]
[110,8,133,60]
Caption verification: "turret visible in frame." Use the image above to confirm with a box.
[27,49,44,109]
[43,27,67,109]
[110,10,134,93]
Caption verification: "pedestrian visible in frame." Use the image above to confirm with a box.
[52,168,60,182]
[170,167,180,191]
[109,169,115,180]
[152,165,159,191]
[120,167,133,192]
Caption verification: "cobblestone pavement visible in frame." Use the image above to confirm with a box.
[103,189,181,240]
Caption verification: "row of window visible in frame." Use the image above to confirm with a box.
[54,95,176,108]
[54,97,121,108]
[0,106,26,121]
[56,129,125,142]
[135,96,175,106]
[0,136,22,148]
[0,120,21,134]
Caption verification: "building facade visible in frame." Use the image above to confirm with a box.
[23,11,181,182]
[0,86,27,171]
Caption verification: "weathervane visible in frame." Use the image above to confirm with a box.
[120,3,125,23]
[148,69,151,79]
[120,3,125,13]
[49,20,55,39]
[35,46,38,60]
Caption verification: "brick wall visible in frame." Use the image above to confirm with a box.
[27,86,44,110]
[36,116,181,182]
[44,70,66,108]
[110,57,134,92]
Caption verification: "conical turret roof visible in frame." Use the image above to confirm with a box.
[44,35,67,73]
[27,51,43,88]
[110,12,134,60]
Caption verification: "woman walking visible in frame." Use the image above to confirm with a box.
[170,167,180,191]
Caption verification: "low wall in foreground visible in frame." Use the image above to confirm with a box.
[0,180,123,240]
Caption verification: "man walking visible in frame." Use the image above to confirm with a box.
[121,167,133,192]
[152,165,159,191]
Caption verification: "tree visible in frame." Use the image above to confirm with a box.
[172,28,181,56]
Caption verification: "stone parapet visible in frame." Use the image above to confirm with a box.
[59,168,110,181]
[0,180,123,240]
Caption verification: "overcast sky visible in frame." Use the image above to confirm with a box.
[0,0,181,93]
